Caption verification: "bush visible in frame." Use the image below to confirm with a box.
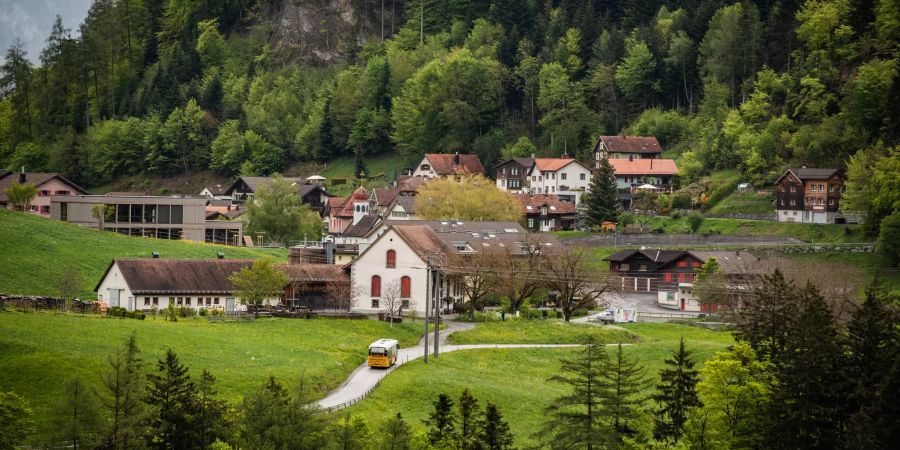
[177,306,194,318]
[671,192,692,209]
[618,212,635,227]
[199,307,208,317]
[687,211,705,233]
[670,210,682,220]
[878,212,900,267]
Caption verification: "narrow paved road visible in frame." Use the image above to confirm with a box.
[317,321,578,410]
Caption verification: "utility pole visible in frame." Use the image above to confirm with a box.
[433,268,440,357]
[424,258,430,363]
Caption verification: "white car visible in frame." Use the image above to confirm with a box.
[588,310,616,324]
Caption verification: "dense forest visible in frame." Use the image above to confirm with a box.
[0,1,897,212]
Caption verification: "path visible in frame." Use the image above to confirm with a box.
[560,233,803,247]
[316,321,578,410]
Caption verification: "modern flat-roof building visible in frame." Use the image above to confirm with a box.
[50,194,243,246]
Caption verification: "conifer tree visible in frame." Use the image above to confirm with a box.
[426,393,457,447]
[653,338,702,443]
[457,388,483,450]
[378,413,413,450]
[540,335,615,449]
[583,158,620,226]
[145,348,197,448]
[734,269,798,361]
[479,402,514,450]
[328,413,370,450]
[769,282,846,449]
[99,332,145,449]
[193,369,229,448]
[53,378,103,449]
[599,342,648,440]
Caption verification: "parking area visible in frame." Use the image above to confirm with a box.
[601,291,701,321]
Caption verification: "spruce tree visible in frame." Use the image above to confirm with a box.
[653,338,702,443]
[99,332,145,449]
[426,393,457,447]
[769,282,845,449]
[378,413,413,450]
[328,413,370,450]
[193,369,229,448]
[735,269,798,361]
[145,348,197,448]
[53,378,103,449]
[599,342,648,440]
[457,388,483,450]
[540,335,615,449]
[583,158,620,226]
[479,402,514,450]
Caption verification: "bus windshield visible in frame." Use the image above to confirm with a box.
[369,347,386,355]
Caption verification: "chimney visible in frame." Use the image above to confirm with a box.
[454,152,460,165]
[629,155,633,162]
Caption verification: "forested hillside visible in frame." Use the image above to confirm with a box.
[0,1,897,204]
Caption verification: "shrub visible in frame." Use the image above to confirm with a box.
[671,192,692,209]
[687,211,705,233]
[670,210,682,220]
[177,306,194,318]
[199,307,208,317]
[878,212,900,267]
[618,212,635,227]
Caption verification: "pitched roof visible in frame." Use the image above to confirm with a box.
[0,172,86,202]
[598,136,663,154]
[343,215,380,237]
[534,158,582,172]
[782,168,840,182]
[392,225,447,257]
[424,153,485,175]
[607,158,678,176]
[278,264,347,282]
[200,184,229,196]
[515,194,577,215]
[96,259,254,294]
[372,187,401,207]
[298,183,329,197]
[494,157,535,168]
[394,175,430,191]
[603,249,686,263]
[232,176,305,193]
[390,195,416,214]
[688,251,759,275]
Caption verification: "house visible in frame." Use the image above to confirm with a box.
[225,176,330,213]
[494,156,534,192]
[324,186,369,234]
[94,258,254,311]
[199,184,230,200]
[0,170,86,217]
[350,220,549,316]
[280,263,350,310]
[775,168,844,224]
[593,136,663,165]
[515,194,577,232]
[50,194,244,246]
[527,158,593,205]
[411,153,485,179]
[603,249,757,312]
[385,195,419,220]
[607,158,678,191]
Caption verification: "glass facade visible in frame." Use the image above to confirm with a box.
[110,203,183,224]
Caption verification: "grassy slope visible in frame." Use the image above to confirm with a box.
[448,319,636,345]
[708,191,775,215]
[0,312,424,439]
[321,153,407,196]
[0,209,286,297]
[349,322,734,446]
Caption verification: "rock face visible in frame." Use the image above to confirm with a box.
[268,0,406,64]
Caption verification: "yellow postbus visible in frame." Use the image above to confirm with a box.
[367,339,399,368]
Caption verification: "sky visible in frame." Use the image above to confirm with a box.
[0,0,94,63]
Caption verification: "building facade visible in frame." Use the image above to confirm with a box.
[411,153,485,179]
[50,194,243,246]
[515,194,578,232]
[775,168,844,223]
[0,171,85,217]
[593,136,663,165]
[494,157,534,192]
[527,158,592,205]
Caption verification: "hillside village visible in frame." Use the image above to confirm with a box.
[1,0,899,448]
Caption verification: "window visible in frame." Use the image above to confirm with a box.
[790,186,796,193]
[371,299,379,308]
[678,261,687,267]
[580,173,586,180]
[829,185,836,193]
[214,297,220,305]
[38,190,50,196]
[402,299,410,308]
[401,276,411,298]
[170,205,183,224]
[621,263,630,271]
[528,218,534,228]
[420,164,431,171]
[780,199,785,205]
[54,190,69,195]
[692,262,701,267]
[639,264,647,271]
[143,204,157,223]
[790,200,796,206]
[28,205,37,212]
[152,297,159,305]
[541,206,548,215]
[511,167,519,175]
[386,250,396,268]
[664,272,672,282]
[40,205,50,214]
[171,296,176,305]
[500,168,506,175]
[158,205,170,224]
[144,297,151,306]
[561,173,567,180]
[829,199,835,206]
[371,275,381,297]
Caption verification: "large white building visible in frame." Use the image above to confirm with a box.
[527,158,593,205]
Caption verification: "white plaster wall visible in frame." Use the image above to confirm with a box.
[351,228,429,315]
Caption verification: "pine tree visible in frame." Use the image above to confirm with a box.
[479,402,514,450]
[377,413,413,450]
[769,282,846,449]
[145,348,198,448]
[653,338,702,443]
[328,413,370,450]
[599,342,648,440]
[735,269,798,361]
[53,378,103,449]
[540,335,615,449]
[99,332,145,450]
[457,388,483,450]
[583,158,619,226]
[426,393,457,447]
[193,369,229,448]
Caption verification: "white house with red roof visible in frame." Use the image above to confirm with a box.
[526,158,593,205]
[412,153,485,179]
[607,158,678,191]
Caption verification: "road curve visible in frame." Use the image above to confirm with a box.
[317,321,579,410]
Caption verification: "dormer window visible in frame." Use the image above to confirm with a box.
[541,206,548,215]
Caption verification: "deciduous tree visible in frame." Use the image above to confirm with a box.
[0,391,35,449]
[244,175,324,245]
[542,246,612,322]
[3,182,36,211]
[229,259,289,317]
[414,174,522,222]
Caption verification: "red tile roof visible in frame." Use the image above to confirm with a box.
[598,136,663,154]
[392,225,447,257]
[607,158,678,176]
[515,194,577,215]
[533,158,579,172]
[424,153,484,175]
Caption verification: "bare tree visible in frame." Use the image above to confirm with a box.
[492,234,550,314]
[325,274,358,312]
[445,251,496,321]
[542,246,613,322]
[56,268,82,312]
[379,280,403,328]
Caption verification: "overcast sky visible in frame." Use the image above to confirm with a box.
[0,0,93,63]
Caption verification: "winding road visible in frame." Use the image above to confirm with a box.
[317,321,579,410]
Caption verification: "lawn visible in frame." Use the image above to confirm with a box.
[0,209,287,297]
[633,216,870,243]
[448,319,636,345]
[321,153,408,196]
[348,322,734,447]
[708,191,775,215]
[0,311,424,441]
[780,251,900,294]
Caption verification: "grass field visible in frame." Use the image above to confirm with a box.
[0,209,286,297]
[349,322,734,446]
[448,319,637,345]
[321,154,408,196]
[0,311,425,440]
[708,191,775,215]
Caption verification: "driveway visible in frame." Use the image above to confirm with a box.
[316,321,578,410]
